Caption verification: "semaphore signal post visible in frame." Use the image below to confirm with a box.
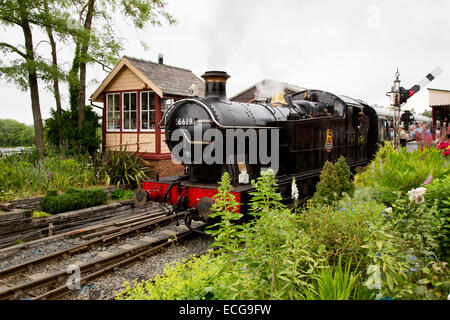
[386,67,443,149]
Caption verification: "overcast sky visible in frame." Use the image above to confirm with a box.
[1,0,450,125]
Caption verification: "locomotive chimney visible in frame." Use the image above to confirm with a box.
[201,71,230,99]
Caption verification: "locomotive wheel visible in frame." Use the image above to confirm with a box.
[134,189,148,207]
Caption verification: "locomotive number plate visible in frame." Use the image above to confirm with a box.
[176,117,194,126]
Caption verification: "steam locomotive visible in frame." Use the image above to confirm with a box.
[134,71,381,232]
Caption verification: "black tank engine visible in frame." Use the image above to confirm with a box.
[137,71,379,232]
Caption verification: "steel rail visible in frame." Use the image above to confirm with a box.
[0,212,185,284]
[0,225,203,300]
[33,228,204,300]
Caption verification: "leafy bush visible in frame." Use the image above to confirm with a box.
[312,157,354,205]
[334,156,355,196]
[312,161,340,205]
[0,151,105,201]
[425,175,450,259]
[42,187,108,214]
[94,147,150,187]
[300,258,374,300]
[206,172,243,260]
[44,106,101,155]
[299,198,386,269]
[354,142,449,205]
[32,211,52,218]
[111,188,134,201]
[0,118,34,147]
[116,254,233,300]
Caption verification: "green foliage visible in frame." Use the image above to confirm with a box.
[299,198,385,269]
[233,170,325,300]
[312,161,340,205]
[354,141,449,205]
[45,189,58,197]
[42,187,107,215]
[300,258,374,300]
[334,156,355,196]
[206,172,243,260]
[425,175,450,259]
[117,144,449,301]
[361,191,447,300]
[32,210,51,218]
[116,254,233,300]
[118,170,326,300]
[94,147,150,187]
[44,106,101,155]
[0,151,104,201]
[313,157,354,205]
[111,188,134,201]
[0,119,34,147]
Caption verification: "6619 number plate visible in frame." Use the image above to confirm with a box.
[175,117,194,125]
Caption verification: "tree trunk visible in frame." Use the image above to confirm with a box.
[77,0,96,127]
[20,2,45,154]
[44,1,62,146]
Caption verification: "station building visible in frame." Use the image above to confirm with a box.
[90,56,205,177]
[428,88,450,139]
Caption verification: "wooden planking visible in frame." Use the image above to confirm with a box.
[138,133,156,153]
[105,133,121,151]
[121,133,138,152]
[105,132,156,153]
[105,66,146,92]
[160,134,170,154]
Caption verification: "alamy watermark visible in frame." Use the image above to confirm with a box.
[170,127,280,173]
[66,264,81,290]
[366,4,381,30]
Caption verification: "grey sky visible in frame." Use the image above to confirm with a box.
[1,0,449,125]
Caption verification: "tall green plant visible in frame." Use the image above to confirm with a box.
[206,172,243,261]
[334,156,355,197]
[301,258,374,300]
[312,161,340,205]
[95,147,150,187]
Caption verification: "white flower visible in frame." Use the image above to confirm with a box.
[384,207,392,214]
[407,187,427,204]
[291,177,299,201]
[365,265,382,290]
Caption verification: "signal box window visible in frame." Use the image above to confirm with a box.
[141,91,156,131]
[106,93,120,131]
[122,92,137,131]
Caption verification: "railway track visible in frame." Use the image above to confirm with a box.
[0,201,168,250]
[0,212,199,300]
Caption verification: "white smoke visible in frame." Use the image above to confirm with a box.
[255,79,285,101]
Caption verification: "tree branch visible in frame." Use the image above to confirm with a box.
[34,40,51,51]
[0,42,26,58]
[90,57,113,72]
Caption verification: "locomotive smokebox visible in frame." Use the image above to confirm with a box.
[201,71,230,100]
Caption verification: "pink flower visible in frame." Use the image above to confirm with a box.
[424,173,433,186]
